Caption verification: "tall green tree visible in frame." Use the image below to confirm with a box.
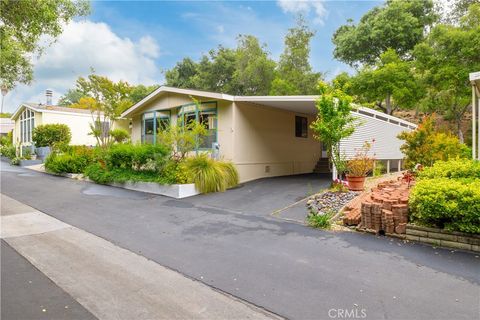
[165,35,275,95]
[58,89,84,106]
[332,0,437,67]
[193,46,238,93]
[233,35,276,95]
[413,3,480,142]
[0,0,90,89]
[165,58,198,89]
[350,49,422,115]
[271,16,321,95]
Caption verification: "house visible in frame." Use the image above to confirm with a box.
[0,118,14,137]
[11,91,129,147]
[121,86,416,183]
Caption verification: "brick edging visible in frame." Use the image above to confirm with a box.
[406,224,480,252]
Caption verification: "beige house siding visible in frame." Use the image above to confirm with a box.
[41,112,98,145]
[12,106,130,147]
[233,102,320,182]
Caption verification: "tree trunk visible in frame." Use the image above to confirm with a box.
[385,93,392,115]
[457,119,464,143]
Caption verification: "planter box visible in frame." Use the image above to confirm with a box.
[110,181,200,199]
[19,159,43,167]
[35,146,51,160]
[406,224,480,252]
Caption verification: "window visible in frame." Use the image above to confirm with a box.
[141,110,171,144]
[20,108,35,143]
[179,102,217,150]
[295,116,308,138]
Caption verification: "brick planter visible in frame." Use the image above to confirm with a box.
[406,224,480,252]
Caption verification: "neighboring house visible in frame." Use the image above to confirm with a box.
[11,102,129,147]
[0,118,14,137]
[122,86,416,183]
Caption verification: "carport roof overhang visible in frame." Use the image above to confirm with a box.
[234,95,319,114]
[120,86,416,129]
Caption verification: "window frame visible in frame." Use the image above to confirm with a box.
[177,101,218,151]
[295,115,308,138]
[141,110,171,144]
[20,108,35,143]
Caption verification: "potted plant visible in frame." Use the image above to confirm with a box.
[346,141,375,191]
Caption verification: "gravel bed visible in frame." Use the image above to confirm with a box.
[306,191,359,215]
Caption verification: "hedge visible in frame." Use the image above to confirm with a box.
[44,146,94,174]
[32,124,71,148]
[409,178,480,234]
[419,159,480,179]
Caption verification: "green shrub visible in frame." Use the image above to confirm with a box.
[307,212,333,229]
[109,128,130,143]
[182,154,239,193]
[32,124,71,148]
[419,159,480,180]
[409,178,480,234]
[84,163,172,185]
[84,163,113,184]
[10,157,20,165]
[44,146,94,174]
[0,145,16,159]
[162,161,190,184]
[106,143,170,171]
[398,115,469,168]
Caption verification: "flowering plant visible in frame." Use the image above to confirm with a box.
[347,140,375,177]
[331,178,349,192]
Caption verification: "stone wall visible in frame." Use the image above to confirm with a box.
[406,224,480,252]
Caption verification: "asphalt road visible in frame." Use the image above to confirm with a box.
[1,240,96,320]
[1,162,479,320]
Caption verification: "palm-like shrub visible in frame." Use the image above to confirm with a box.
[183,154,239,193]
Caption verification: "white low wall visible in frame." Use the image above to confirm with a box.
[110,181,200,199]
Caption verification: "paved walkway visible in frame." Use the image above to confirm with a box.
[1,194,279,320]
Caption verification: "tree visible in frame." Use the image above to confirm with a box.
[271,16,321,95]
[350,49,422,115]
[332,0,437,67]
[165,58,199,89]
[130,84,159,104]
[71,74,133,148]
[58,89,84,106]
[233,35,276,95]
[310,82,358,179]
[165,35,276,96]
[413,3,480,142]
[192,46,238,94]
[0,0,89,89]
[398,115,470,168]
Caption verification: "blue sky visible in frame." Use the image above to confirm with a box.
[6,0,382,113]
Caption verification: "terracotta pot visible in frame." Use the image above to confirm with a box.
[346,175,366,191]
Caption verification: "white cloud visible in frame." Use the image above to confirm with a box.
[277,0,327,25]
[4,20,162,112]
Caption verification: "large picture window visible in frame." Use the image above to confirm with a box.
[179,102,217,150]
[295,116,308,138]
[20,108,35,143]
[141,110,171,144]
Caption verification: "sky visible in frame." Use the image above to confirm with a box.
[4,0,383,113]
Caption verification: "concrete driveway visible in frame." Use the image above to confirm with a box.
[1,162,479,320]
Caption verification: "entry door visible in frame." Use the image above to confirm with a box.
[321,143,328,158]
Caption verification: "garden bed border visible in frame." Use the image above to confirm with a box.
[406,224,480,252]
